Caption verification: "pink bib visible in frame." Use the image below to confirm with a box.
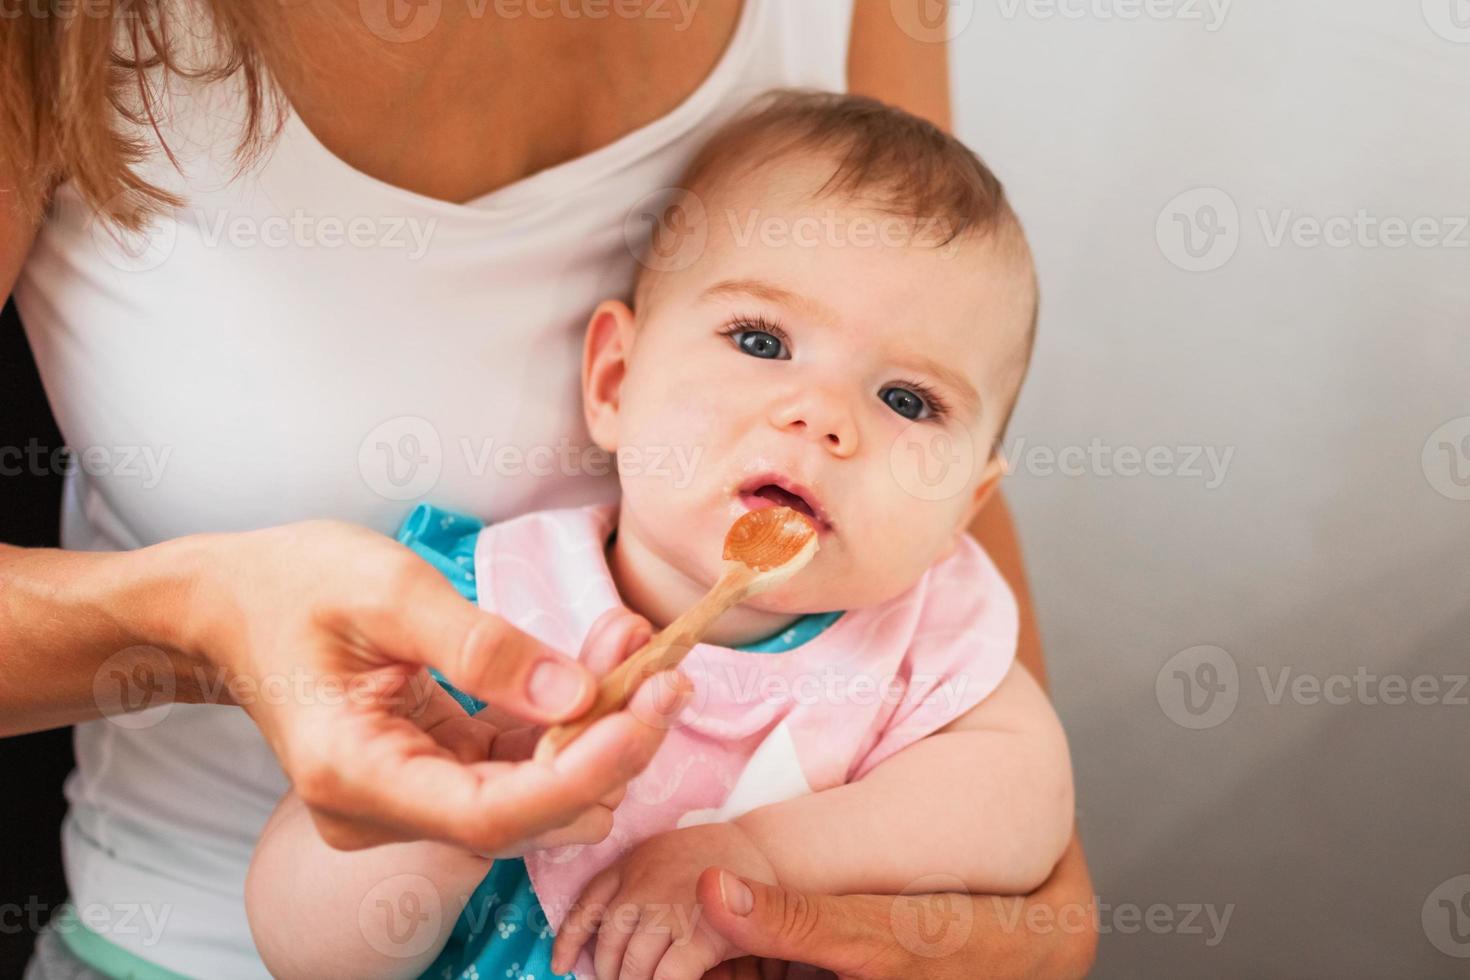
[473,504,1018,973]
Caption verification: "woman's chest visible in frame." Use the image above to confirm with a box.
[272,0,742,203]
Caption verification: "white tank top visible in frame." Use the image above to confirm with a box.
[11,2,853,974]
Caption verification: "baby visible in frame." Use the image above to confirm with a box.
[246,90,1073,980]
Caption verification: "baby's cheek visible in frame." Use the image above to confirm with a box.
[623,396,722,473]
[824,544,908,609]
[848,514,953,598]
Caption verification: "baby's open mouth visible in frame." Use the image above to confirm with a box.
[737,474,833,532]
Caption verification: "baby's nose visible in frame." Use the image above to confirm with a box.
[769,389,858,456]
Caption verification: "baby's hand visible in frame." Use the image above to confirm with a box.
[550,822,777,980]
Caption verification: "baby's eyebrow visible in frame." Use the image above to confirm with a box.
[700,277,836,324]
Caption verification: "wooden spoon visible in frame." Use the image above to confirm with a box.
[533,505,820,764]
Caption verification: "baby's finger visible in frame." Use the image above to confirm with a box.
[594,900,640,980]
[617,907,674,980]
[655,930,723,980]
[552,868,621,974]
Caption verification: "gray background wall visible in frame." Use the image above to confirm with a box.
[949,1,1470,976]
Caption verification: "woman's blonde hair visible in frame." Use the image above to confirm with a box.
[1,1,280,230]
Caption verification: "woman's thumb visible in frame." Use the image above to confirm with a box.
[696,868,878,977]
[377,571,595,723]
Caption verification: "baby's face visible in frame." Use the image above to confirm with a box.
[588,156,1034,613]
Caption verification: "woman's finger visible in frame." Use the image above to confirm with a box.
[354,565,597,724]
[477,608,653,749]
[599,782,626,810]
[498,803,616,856]
[417,677,497,763]
[581,607,655,676]
[428,713,498,764]
[294,660,687,854]
[445,674,689,850]
[483,724,542,762]
[693,869,902,980]
[289,704,529,850]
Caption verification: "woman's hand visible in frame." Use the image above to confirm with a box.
[178,519,685,854]
[694,833,1098,980]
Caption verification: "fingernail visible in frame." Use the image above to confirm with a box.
[720,871,754,916]
[528,660,589,714]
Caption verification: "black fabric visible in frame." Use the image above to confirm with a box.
[0,298,73,976]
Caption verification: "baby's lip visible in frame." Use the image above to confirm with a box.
[736,472,835,532]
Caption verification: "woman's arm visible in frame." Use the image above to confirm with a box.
[697,833,1097,980]
[2,158,214,733]
[3,145,690,861]
[0,535,230,734]
[0,511,686,858]
[847,0,954,127]
[698,495,1095,979]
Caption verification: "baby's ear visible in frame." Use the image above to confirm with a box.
[965,453,1008,524]
[941,453,1009,560]
[582,299,638,453]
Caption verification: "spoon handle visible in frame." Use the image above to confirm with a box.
[533,565,756,763]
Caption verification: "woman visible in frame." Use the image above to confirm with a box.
[1,1,1096,977]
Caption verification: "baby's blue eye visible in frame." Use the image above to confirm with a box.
[732,330,787,359]
[880,386,929,421]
